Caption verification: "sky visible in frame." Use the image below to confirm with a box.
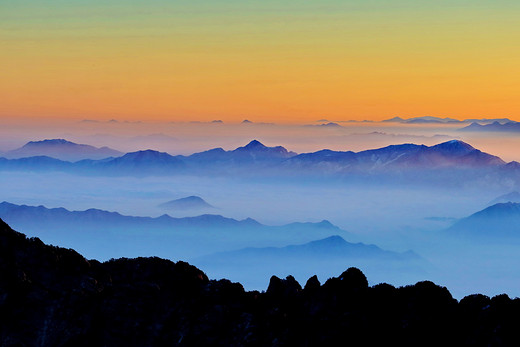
[1,0,519,123]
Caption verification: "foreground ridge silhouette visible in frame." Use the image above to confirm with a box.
[0,218,519,346]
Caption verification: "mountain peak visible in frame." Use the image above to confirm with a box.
[505,161,520,168]
[25,139,75,147]
[244,140,266,149]
[112,150,184,169]
[232,140,294,158]
[431,140,475,154]
[122,149,171,158]
[158,196,214,210]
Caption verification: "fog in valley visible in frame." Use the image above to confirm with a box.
[1,116,520,299]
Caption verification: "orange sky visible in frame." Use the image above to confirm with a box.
[1,1,519,123]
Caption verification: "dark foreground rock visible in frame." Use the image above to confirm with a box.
[0,218,519,346]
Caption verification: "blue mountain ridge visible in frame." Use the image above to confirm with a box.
[0,139,509,176]
[458,121,520,133]
[158,196,215,210]
[0,201,353,261]
[4,139,122,161]
[447,202,520,238]
[195,235,420,262]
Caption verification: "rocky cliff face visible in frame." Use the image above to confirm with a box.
[0,218,519,346]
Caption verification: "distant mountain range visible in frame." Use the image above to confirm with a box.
[0,139,516,184]
[0,201,257,231]
[0,200,424,290]
[76,149,186,174]
[192,235,425,289]
[458,121,520,133]
[196,235,418,263]
[158,196,215,210]
[284,140,504,172]
[0,202,352,260]
[185,139,296,165]
[447,202,520,239]
[383,116,512,125]
[0,139,297,175]
[2,139,122,161]
[304,122,343,128]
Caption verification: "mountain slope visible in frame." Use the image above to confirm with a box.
[447,202,520,238]
[0,155,72,171]
[76,149,186,175]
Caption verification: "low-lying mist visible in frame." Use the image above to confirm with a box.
[1,169,519,298]
[1,116,520,299]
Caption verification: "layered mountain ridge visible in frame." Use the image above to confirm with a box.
[0,139,511,179]
[0,201,351,261]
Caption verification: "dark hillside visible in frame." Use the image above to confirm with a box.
[0,219,519,346]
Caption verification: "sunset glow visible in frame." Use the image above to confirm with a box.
[2,1,519,123]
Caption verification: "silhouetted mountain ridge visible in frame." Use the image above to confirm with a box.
[1,218,519,346]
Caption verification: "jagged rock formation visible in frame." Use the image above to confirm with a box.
[0,218,519,346]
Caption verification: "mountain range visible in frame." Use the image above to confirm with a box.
[283,140,504,172]
[0,139,512,179]
[458,121,520,132]
[192,235,424,289]
[1,139,122,161]
[0,202,428,290]
[0,202,353,260]
[383,116,513,124]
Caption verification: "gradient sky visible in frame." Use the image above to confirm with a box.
[1,0,519,123]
